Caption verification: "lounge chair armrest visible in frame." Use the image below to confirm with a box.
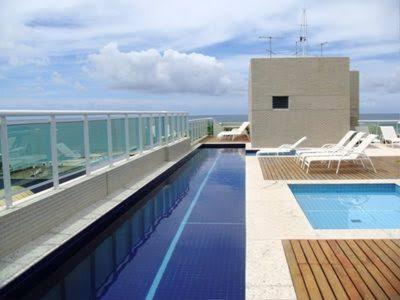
[321,144,335,148]
[278,144,291,149]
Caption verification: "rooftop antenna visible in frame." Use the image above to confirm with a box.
[299,9,308,56]
[320,41,328,56]
[259,36,277,58]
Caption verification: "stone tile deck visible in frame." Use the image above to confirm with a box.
[259,156,400,180]
[283,239,400,299]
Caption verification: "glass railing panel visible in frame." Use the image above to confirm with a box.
[88,118,108,167]
[7,121,52,196]
[358,120,400,136]
[56,119,85,179]
[0,136,4,206]
[128,117,139,154]
[111,117,126,158]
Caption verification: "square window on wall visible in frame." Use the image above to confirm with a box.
[272,96,289,109]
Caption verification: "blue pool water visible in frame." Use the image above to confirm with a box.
[19,148,245,300]
[290,184,400,229]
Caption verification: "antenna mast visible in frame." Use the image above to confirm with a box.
[299,9,308,56]
[259,36,276,58]
[320,42,328,56]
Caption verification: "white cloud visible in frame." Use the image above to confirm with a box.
[51,71,67,85]
[73,81,85,91]
[51,71,85,92]
[86,43,233,95]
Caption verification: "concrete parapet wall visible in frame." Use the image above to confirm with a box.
[0,138,191,257]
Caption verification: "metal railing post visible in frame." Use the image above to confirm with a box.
[171,114,175,142]
[0,116,12,207]
[107,114,113,166]
[124,114,129,159]
[186,115,189,138]
[177,114,182,138]
[166,114,170,143]
[83,114,91,175]
[150,114,154,150]
[50,115,59,189]
[158,114,162,146]
[138,114,143,153]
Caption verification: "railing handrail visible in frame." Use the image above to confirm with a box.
[0,110,187,116]
[359,119,400,123]
[188,117,213,122]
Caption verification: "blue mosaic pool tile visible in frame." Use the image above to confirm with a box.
[290,183,400,229]
[154,224,245,300]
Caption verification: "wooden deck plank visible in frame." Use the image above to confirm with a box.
[317,240,362,300]
[355,240,400,293]
[364,240,400,280]
[374,240,400,269]
[336,240,388,299]
[282,241,310,300]
[291,240,323,299]
[327,240,376,299]
[259,156,400,180]
[300,240,336,300]
[346,240,398,298]
[284,239,400,299]
[308,240,350,300]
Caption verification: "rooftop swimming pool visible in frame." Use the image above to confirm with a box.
[290,184,400,229]
[14,148,245,299]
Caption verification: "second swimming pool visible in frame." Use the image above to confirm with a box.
[290,183,400,229]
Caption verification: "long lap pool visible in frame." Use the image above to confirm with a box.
[18,148,245,299]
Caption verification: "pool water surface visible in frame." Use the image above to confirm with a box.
[18,148,245,300]
[290,184,400,229]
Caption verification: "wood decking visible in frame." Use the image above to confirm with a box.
[283,239,400,299]
[259,156,400,180]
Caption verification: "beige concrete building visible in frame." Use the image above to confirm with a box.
[248,57,359,147]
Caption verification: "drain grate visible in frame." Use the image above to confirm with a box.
[351,219,362,223]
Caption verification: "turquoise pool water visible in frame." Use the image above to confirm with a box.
[290,184,400,229]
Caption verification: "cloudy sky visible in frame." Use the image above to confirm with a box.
[0,0,398,114]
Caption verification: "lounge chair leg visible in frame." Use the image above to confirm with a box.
[360,159,365,169]
[368,157,377,173]
[306,162,310,173]
[336,160,341,174]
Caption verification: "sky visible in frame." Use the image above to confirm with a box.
[0,0,399,115]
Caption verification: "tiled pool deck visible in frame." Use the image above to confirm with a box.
[246,143,400,299]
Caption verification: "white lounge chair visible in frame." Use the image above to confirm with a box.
[380,126,400,148]
[303,134,377,174]
[295,130,355,161]
[217,122,249,140]
[298,132,365,166]
[256,136,307,156]
[355,126,380,143]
